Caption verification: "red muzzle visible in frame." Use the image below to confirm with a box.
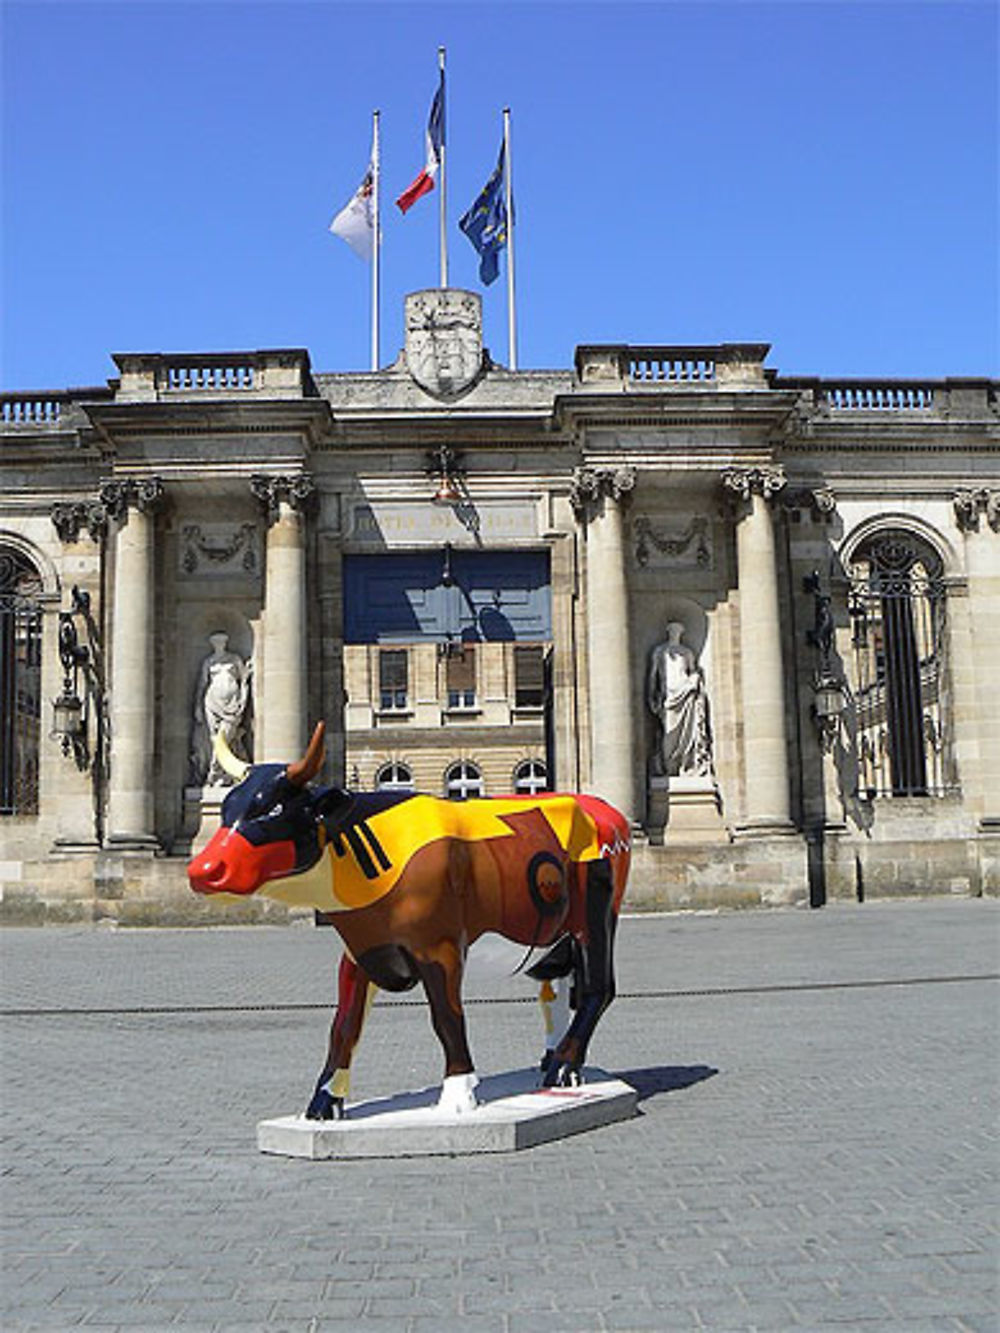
[188,827,297,896]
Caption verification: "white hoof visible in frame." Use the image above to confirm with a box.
[437,1072,480,1115]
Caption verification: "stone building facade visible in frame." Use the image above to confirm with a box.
[1,289,997,921]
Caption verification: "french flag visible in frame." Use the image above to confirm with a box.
[396,70,444,213]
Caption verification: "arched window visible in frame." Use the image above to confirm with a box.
[847,530,954,798]
[0,547,43,815]
[445,760,484,801]
[513,758,548,795]
[375,761,414,792]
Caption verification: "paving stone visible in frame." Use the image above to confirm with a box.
[0,901,997,1330]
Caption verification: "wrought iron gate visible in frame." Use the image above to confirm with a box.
[0,549,43,815]
[848,532,955,799]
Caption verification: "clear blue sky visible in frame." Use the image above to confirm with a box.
[2,0,997,390]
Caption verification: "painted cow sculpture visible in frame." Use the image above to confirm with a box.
[188,722,630,1118]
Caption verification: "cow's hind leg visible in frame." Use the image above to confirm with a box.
[539,978,572,1068]
[412,941,479,1113]
[543,858,617,1088]
[305,952,377,1120]
[526,935,576,1071]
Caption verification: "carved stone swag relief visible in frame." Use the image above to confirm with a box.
[180,523,260,577]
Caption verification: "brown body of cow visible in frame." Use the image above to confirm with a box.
[188,723,630,1118]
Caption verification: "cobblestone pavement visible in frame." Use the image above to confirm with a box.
[1,899,998,1332]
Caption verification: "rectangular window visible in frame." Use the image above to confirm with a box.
[514,645,545,708]
[446,645,476,709]
[378,649,408,711]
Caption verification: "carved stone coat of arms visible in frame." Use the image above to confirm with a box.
[405,289,484,398]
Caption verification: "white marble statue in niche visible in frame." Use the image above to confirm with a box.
[646,621,714,779]
[189,632,253,787]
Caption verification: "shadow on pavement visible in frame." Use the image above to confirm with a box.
[616,1064,718,1103]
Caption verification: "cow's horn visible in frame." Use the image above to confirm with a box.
[213,730,251,783]
[287,721,326,787]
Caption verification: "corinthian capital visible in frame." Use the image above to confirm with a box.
[250,474,318,526]
[51,500,108,544]
[569,464,637,520]
[954,488,1000,533]
[720,465,787,505]
[132,477,166,514]
[97,477,166,524]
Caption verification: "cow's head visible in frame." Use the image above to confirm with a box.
[188,722,348,896]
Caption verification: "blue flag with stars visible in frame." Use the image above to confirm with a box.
[459,144,508,286]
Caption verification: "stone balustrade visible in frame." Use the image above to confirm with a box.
[3,351,993,438]
[780,377,994,419]
[575,343,771,390]
[112,349,315,402]
[163,359,256,392]
[629,350,716,383]
[819,382,935,411]
[1,393,67,425]
[570,353,997,419]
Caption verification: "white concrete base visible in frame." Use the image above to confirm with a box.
[257,1067,638,1159]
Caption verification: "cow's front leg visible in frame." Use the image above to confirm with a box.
[412,942,479,1113]
[305,951,377,1120]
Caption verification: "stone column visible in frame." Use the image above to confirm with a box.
[251,475,316,763]
[572,464,639,822]
[954,489,1000,831]
[722,466,795,834]
[102,478,165,849]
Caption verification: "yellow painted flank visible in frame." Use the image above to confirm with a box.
[259,795,601,914]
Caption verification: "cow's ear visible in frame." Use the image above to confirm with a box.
[313,786,352,821]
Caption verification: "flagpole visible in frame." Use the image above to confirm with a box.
[503,107,517,370]
[371,110,381,371]
[438,46,448,288]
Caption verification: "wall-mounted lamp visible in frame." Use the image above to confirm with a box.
[803,570,848,753]
[811,672,848,754]
[52,587,101,771]
[427,445,464,506]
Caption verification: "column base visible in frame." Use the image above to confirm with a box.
[50,838,102,855]
[733,818,799,840]
[103,834,162,855]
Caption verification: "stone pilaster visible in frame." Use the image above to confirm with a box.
[954,488,1000,831]
[251,475,316,763]
[721,466,795,835]
[102,477,165,849]
[571,464,639,822]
